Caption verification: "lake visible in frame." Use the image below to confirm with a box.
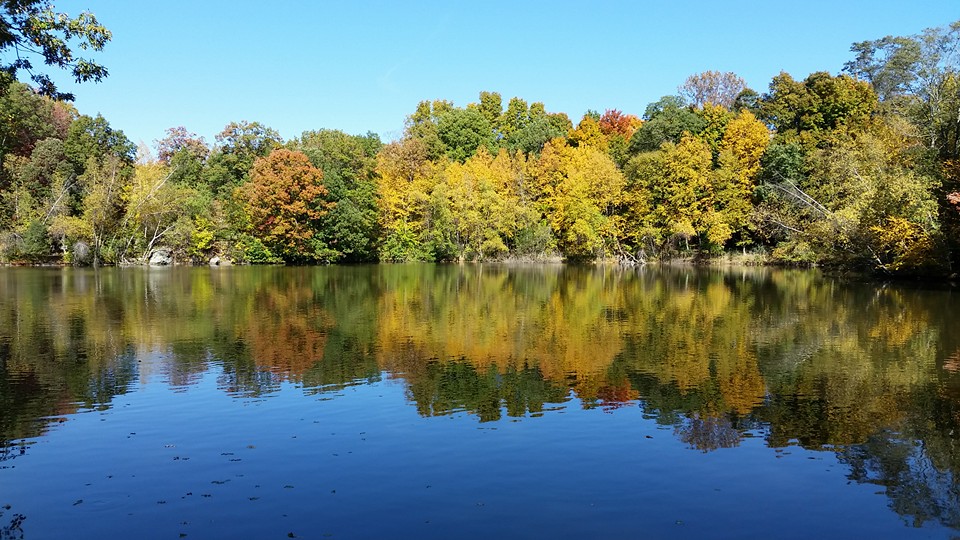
[1,264,958,539]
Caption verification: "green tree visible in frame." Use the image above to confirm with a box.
[405,99,452,160]
[154,126,209,187]
[843,20,960,162]
[292,129,382,262]
[506,115,564,155]
[63,113,135,173]
[0,135,73,249]
[845,35,923,102]
[629,96,707,154]
[0,80,56,160]
[498,96,529,138]
[762,118,943,272]
[759,71,877,145]
[0,0,111,100]
[436,107,494,162]
[732,88,761,114]
[476,91,502,129]
[204,121,281,196]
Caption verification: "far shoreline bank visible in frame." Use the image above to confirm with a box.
[2,255,957,285]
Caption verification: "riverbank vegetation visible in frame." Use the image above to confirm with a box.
[1,19,959,277]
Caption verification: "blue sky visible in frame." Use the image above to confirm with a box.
[44,1,960,150]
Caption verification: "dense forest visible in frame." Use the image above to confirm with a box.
[1,17,959,276]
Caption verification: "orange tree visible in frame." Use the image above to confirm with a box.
[235,149,335,263]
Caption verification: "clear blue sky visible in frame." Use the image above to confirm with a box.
[44,1,960,150]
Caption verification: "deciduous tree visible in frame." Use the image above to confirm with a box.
[204,121,281,196]
[292,129,382,262]
[679,71,746,109]
[629,96,707,154]
[235,149,333,263]
[0,0,112,100]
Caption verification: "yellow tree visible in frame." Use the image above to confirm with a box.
[568,115,609,152]
[619,151,661,259]
[720,110,769,184]
[540,140,624,260]
[659,135,714,246]
[375,137,440,261]
[120,162,199,261]
[711,110,771,247]
[440,148,518,260]
[623,111,769,256]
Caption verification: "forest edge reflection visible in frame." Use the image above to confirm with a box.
[0,264,958,530]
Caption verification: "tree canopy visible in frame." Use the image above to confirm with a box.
[0,16,958,277]
[0,0,112,100]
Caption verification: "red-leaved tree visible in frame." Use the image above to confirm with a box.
[236,149,334,262]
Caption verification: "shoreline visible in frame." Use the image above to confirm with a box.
[2,255,957,284]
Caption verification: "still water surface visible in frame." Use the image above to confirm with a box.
[0,265,958,539]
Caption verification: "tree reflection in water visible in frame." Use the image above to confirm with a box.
[675,413,742,451]
[0,265,958,529]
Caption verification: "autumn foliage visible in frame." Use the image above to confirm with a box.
[948,192,960,212]
[2,18,960,277]
[598,109,641,139]
[235,149,333,262]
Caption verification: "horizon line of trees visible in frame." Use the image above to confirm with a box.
[1,20,959,276]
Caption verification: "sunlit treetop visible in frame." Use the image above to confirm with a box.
[0,0,111,100]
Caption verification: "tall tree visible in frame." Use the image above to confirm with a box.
[204,121,281,196]
[498,97,529,138]
[476,91,503,130]
[436,107,494,162]
[628,95,707,154]
[680,71,747,109]
[63,113,135,173]
[292,129,382,262]
[0,0,112,100]
[843,20,960,159]
[234,149,333,263]
[405,100,452,160]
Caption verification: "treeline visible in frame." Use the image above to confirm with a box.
[1,20,959,275]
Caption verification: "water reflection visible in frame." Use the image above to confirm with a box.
[1,265,959,530]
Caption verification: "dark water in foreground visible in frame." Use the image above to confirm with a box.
[0,264,958,539]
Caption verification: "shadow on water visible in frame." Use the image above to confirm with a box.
[0,264,959,530]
